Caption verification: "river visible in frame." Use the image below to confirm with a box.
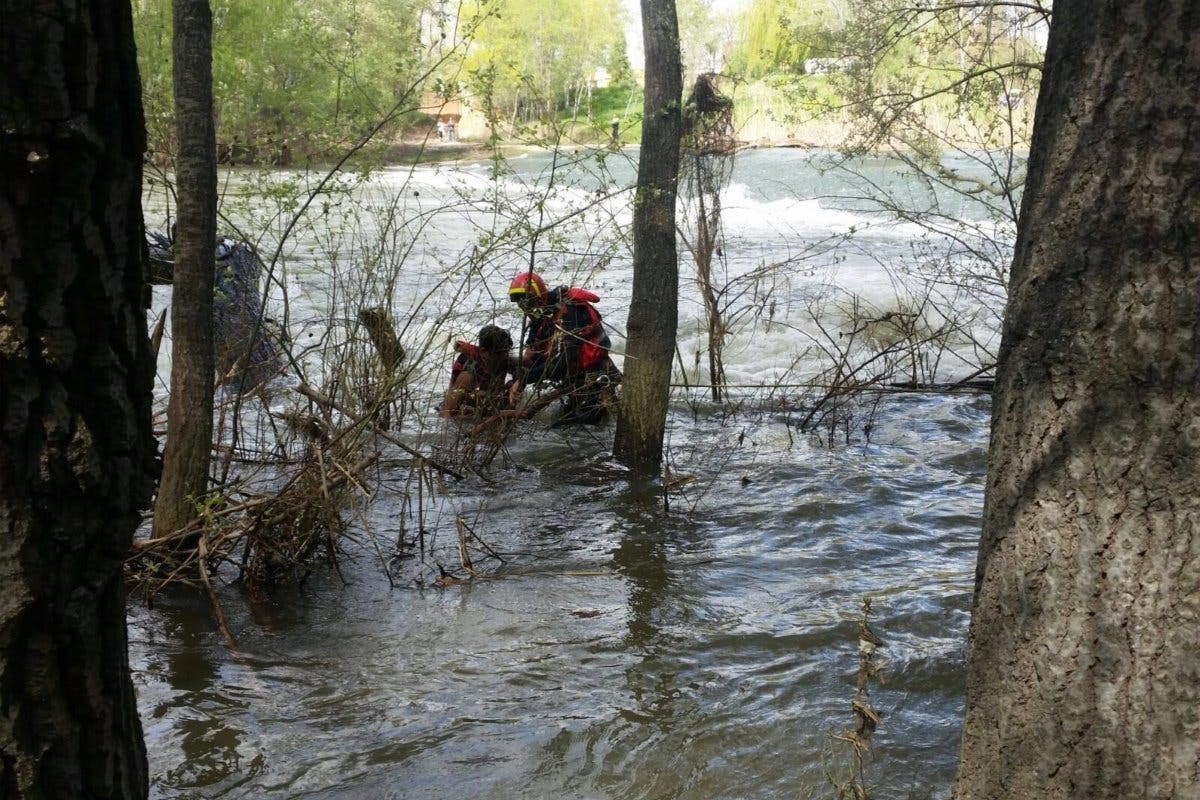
[132,147,1007,799]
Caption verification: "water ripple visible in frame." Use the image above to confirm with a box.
[132,394,988,799]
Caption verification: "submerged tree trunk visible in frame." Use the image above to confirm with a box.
[693,187,726,402]
[680,74,735,403]
[956,2,1200,798]
[153,0,217,538]
[613,0,683,471]
[0,0,156,795]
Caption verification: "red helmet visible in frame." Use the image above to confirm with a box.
[508,271,548,304]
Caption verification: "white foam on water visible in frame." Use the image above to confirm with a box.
[720,183,872,236]
[147,152,1010,404]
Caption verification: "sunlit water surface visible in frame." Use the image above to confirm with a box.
[131,148,998,799]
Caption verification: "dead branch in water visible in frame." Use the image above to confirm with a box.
[358,307,406,372]
[829,598,886,800]
[468,384,574,437]
[296,382,464,480]
[130,450,380,601]
[681,73,736,401]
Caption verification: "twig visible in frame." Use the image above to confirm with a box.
[468,383,574,436]
[198,535,238,650]
[296,382,464,480]
[455,516,475,576]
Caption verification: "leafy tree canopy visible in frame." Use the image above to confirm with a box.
[461,0,628,121]
[135,0,425,160]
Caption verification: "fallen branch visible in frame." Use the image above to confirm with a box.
[358,307,405,372]
[468,384,574,437]
[197,535,237,650]
[296,382,464,480]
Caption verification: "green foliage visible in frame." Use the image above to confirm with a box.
[588,86,640,121]
[555,85,643,144]
[727,0,1044,159]
[603,37,633,88]
[729,0,846,78]
[676,0,728,77]
[828,1,1045,154]
[135,0,425,162]
[135,0,631,158]
[461,0,628,123]
[730,72,841,133]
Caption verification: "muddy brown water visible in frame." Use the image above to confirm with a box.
[130,392,988,799]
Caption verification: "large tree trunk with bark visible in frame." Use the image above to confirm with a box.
[0,0,157,796]
[614,0,683,471]
[152,0,217,538]
[955,2,1200,798]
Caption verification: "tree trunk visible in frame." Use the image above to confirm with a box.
[0,0,156,796]
[956,3,1200,798]
[153,0,217,539]
[691,171,726,402]
[613,0,683,471]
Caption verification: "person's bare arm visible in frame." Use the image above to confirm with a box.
[439,372,476,417]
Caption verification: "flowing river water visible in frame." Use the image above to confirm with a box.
[131,148,1007,799]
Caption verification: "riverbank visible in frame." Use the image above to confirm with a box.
[189,80,856,169]
[180,102,1017,173]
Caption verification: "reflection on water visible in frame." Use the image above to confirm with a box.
[133,595,263,794]
[129,392,987,799]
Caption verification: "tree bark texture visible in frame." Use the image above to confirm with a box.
[613,0,683,471]
[0,1,156,797]
[956,3,1200,798]
[152,0,217,538]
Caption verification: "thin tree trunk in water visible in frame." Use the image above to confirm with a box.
[153,0,217,539]
[956,2,1200,798]
[613,0,683,471]
[0,0,156,795]
[692,172,725,401]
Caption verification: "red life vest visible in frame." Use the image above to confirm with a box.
[449,340,507,391]
[449,340,480,387]
[556,288,607,371]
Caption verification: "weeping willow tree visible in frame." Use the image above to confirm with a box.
[732,0,848,77]
[678,73,735,401]
[460,0,628,125]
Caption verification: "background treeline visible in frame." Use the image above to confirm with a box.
[133,0,636,161]
[136,0,427,162]
[133,0,1047,162]
[461,0,633,125]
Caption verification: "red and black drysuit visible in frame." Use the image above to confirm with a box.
[519,287,619,424]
